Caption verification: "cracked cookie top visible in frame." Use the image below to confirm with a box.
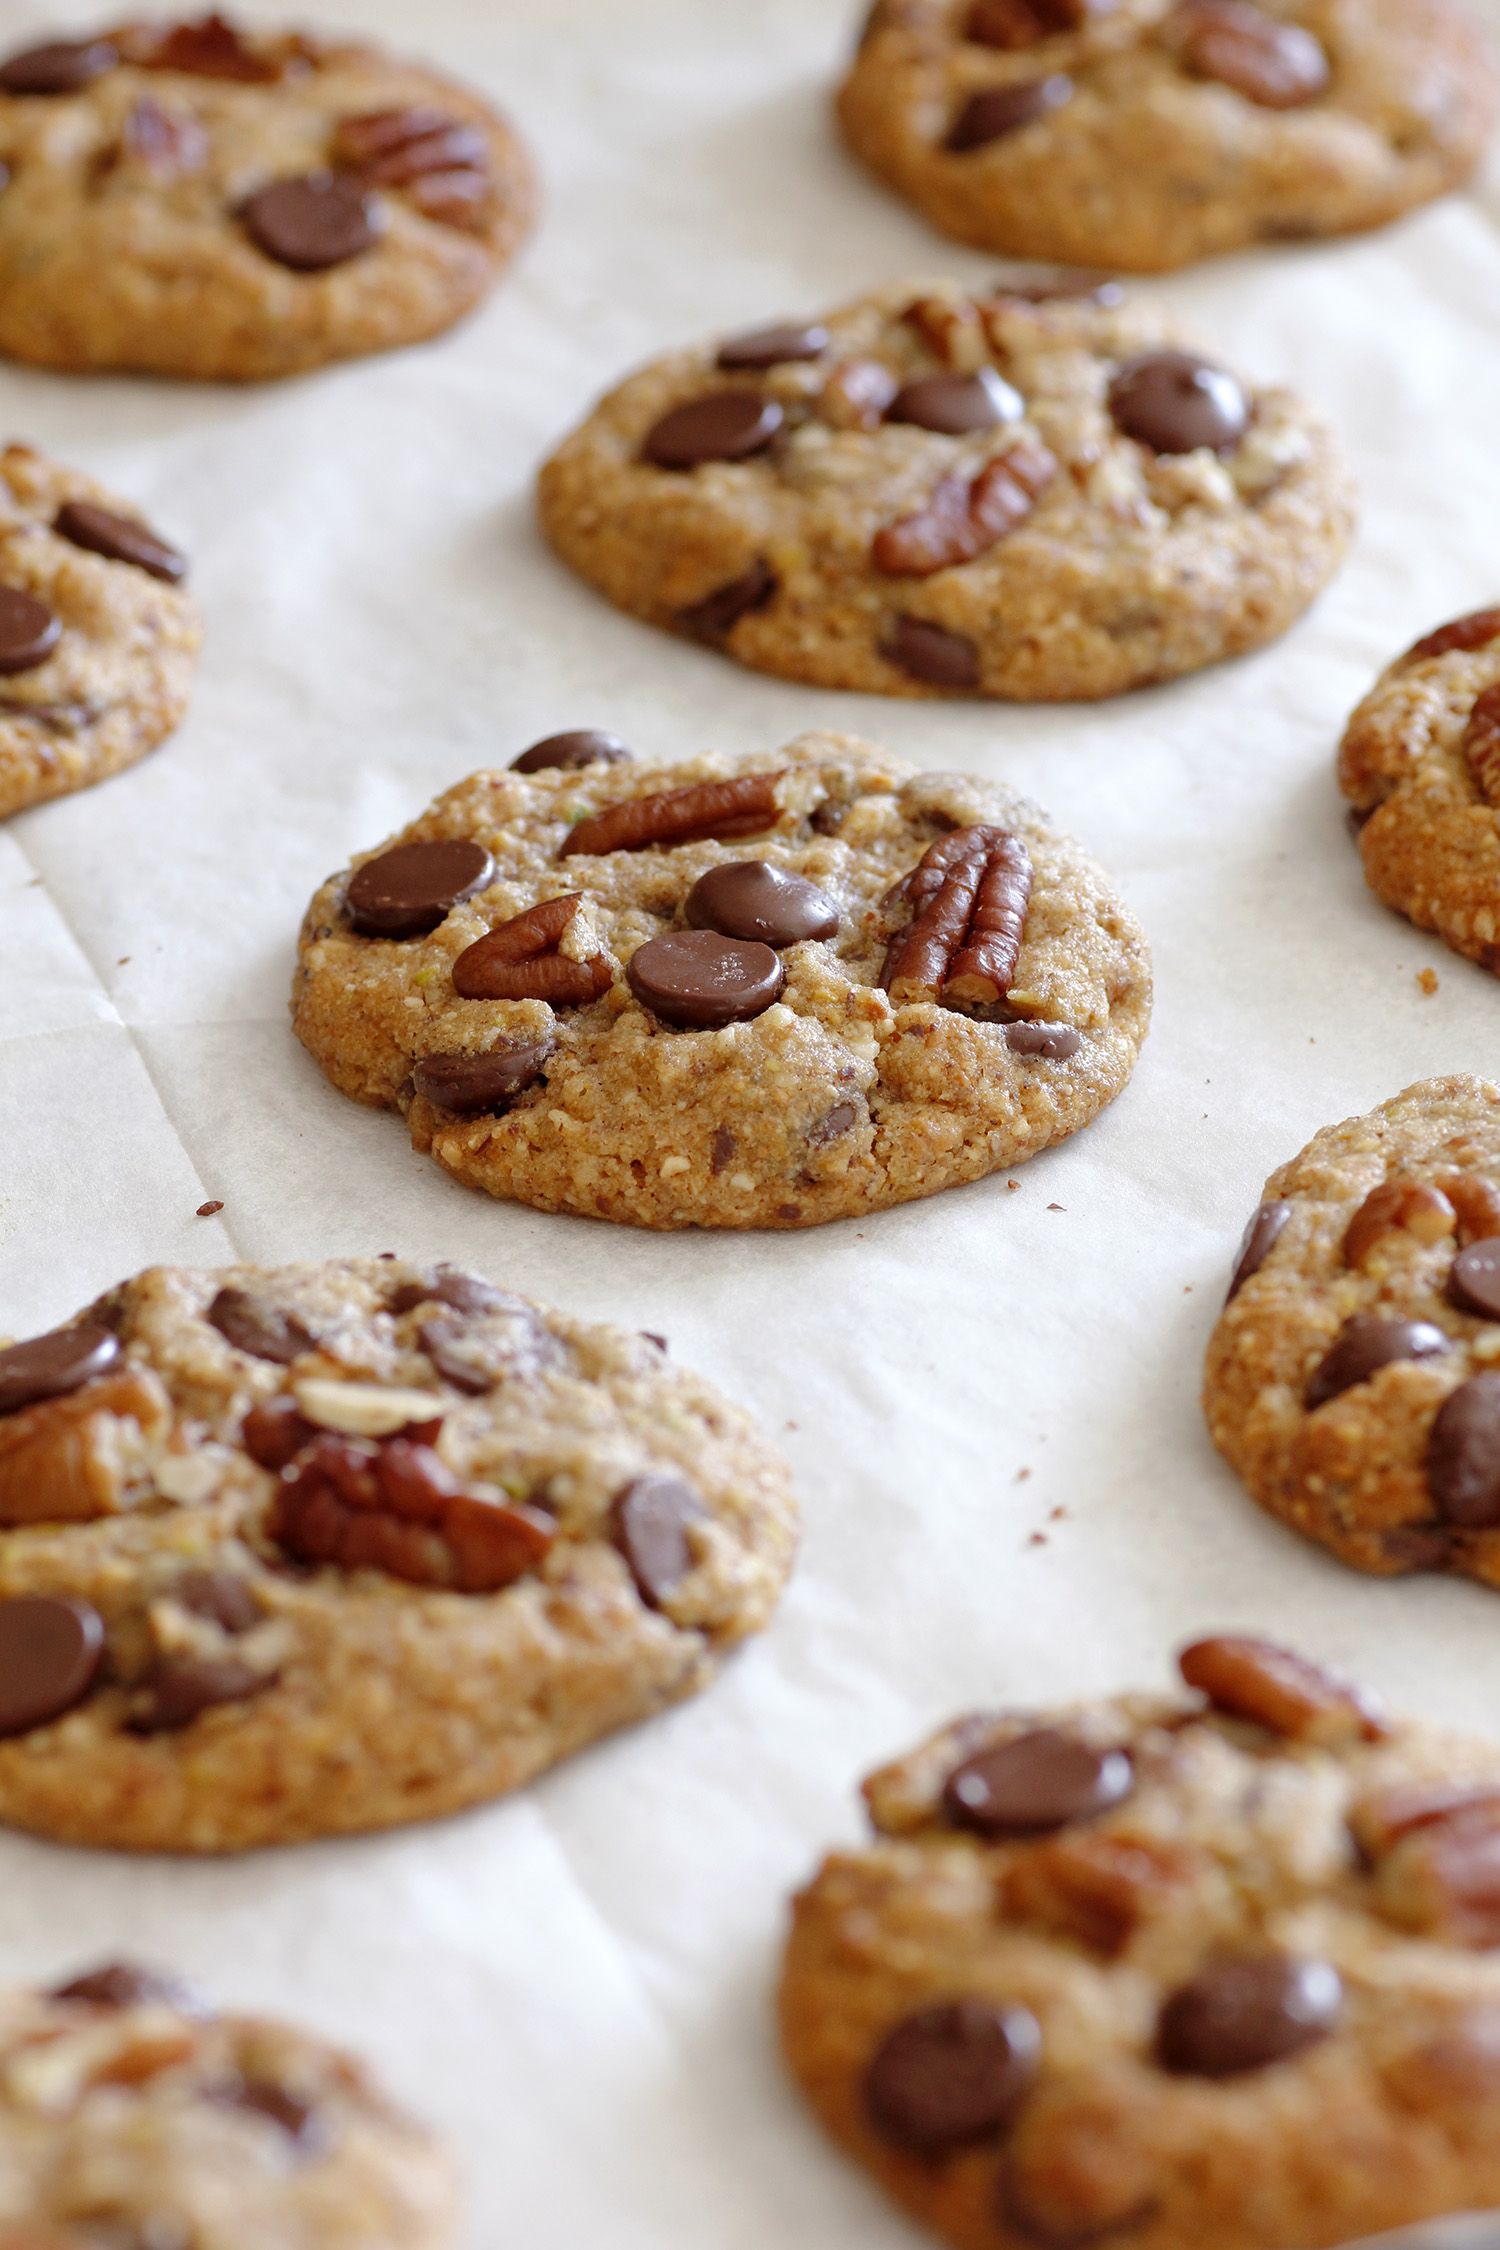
[781,1633,1500,2250]
[536,280,1353,701]
[291,731,1151,1230]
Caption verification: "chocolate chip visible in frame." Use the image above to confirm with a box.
[0,586,61,676]
[0,1595,104,1737]
[1158,1955,1342,2077]
[130,1653,273,1734]
[809,1102,858,1144]
[1109,351,1249,454]
[1305,1315,1450,1409]
[626,930,785,1029]
[1428,1375,1500,1528]
[417,1315,496,1396]
[511,730,633,774]
[345,837,494,938]
[710,1125,737,1174]
[1450,1240,1500,1321]
[884,614,981,689]
[1226,1198,1291,1301]
[888,367,1023,434]
[642,390,784,469]
[0,1322,120,1417]
[173,1570,262,1634]
[679,560,777,640]
[944,1728,1133,1837]
[51,1962,200,2011]
[946,74,1074,151]
[993,272,1125,307]
[685,861,839,948]
[241,1397,315,1471]
[220,2078,323,2149]
[53,502,187,585]
[864,2000,1041,2153]
[716,322,830,370]
[242,173,378,271]
[207,1289,315,1366]
[1177,0,1329,107]
[0,38,117,94]
[611,1474,704,1607]
[1004,1020,1081,1059]
[387,1266,511,1318]
[412,1043,551,1114]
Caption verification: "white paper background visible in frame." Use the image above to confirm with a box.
[3,2,1500,2242]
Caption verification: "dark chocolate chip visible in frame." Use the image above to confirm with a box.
[642,390,784,469]
[1450,1240,1500,1321]
[626,930,785,1029]
[1158,1954,1342,2077]
[884,614,981,689]
[611,1474,704,1607]
[0,1322,120,1417]
[864,2000,1041,2153]
[944,1727,1133,1837]
[0,1595,104,1737]
[679,559,777,639]
[1004,1020,1081,1059]
[0,585,61,676]
[53,502,187,585]
[0,38,117,94]
[411,1043,551,1114]
[387,1266,512,1318]
[993,272,1125,307]
[888,366,1023,433]
[220,2078,324,2150]
[716,322,830,370]
[207,1289,315,1366]
[809,1101,858,1145]
[1226,1199,1291,1301]
[130,1653,273,1734]
[685,860,839,948]
[1108,350,1249,454]
[1428,1374,1500,1528]
[946,73,1074,151]
[710,1125,738,1174]
[1305,1315,1450,1409]
[511,729,633,774]
[241,1397,315,1471]
[173,1569,262,1634]
[417,1315,496,1396]
[242,172,378,270]
[51,1961,202,2011]
[345,837,494,938]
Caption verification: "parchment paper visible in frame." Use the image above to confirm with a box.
[4,1,1500,2241]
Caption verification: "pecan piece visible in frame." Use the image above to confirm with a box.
[0,1368,170,1526]
[123,13,283,79]
[1001,1830,1200,1954]
[1179,1635,1387,1744]
[269,1434,553,1594]
[901,294,989,372]
[1401,608,1500,666]
[1439,1171,1500,1245]
[119,95,208,172]
[1375,1811,1500,1947]
[332,105,490,186]
[406,171,493,230]
[1462,681,1500,809]
[451,893,611,1005]
[967,0,1097,43]
[559,772,783,858]
[1342,1177,1456,1268]
[1352,1780,1500,1859]
[819,358,899,431]
[881,826,1033,1008]
[873,443,1055,577]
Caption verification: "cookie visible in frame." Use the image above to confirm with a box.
[1203,1075,1500,1585]
[291,732,1152,1230]
[536,279,1353,700]
[1340,605,1500,979]
[0,1256,796,1850]
[0,443,199,821]
[781,1632,1500,2250]
[0,1959,453,2246]
[837,0,1497,273]
[0,13,535,381]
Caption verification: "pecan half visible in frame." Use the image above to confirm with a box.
[1462,682,1500,809]
[1352,1780,1500,1859]
[1401,608,1500,666]
[451,893,611,1005]
[119,14,284,79]
[901,295,989,372]
[873,444,1055,577]
[0,1368,170,1527]
[881,826,1033,1008]
[331,106,493,233]
[819,358,899,431]
[269,1434,553,1594]
[1439,1171,1500,1245]
[1342,1178,1457,1268]
[1179,1635,1387,1744]
[1001,1831,1200,1955]
[559,772,783,858]
[1375,1811,1500,1947]
[119,95,208,172]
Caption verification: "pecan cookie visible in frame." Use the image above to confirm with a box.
[1340,605,1500,979]
[1203,1076,1500,1586]
[291,732,1151,1229]
[0,1256,796,1850]
[0,443,199,820]
[781,1633,1500,2250]
[0,13,535,381]
[536,279,1353,700]
[837,0,1497,272]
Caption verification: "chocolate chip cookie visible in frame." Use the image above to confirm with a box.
[1340,605,1500,979]
[0,14,535,381]
[291,732,1151,1229]
[1203,1075,1500,1585]
[0,443,199,820]
[781,1633,1500,2250]
[838,0,1497,272]
[0,1960,453,2246]
[0,1256,796,1850]
[536,279,1353,700]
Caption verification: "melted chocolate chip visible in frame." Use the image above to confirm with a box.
[1108,350,1249,454]
[643,391,784,469]
[1226,1199,1291,1301]
[888,366,1023,433]
[387,1267,511,1318]
[0,1595,104,1737]
[679,560,777,639]
[626,930,785,1029]
[242,173,378,270]
[0,1322,120,1417]
[1158,1955,1342,2077]
[993,273,1125,307]
[0,586,61,675]
[1305,1315,1450,1409]
[946,73,1074,150]
[54,502,187,584]
[130,1653,273,1734]
[511,730,633,774]
[207,1289,315,1366]
[884,614,981,689]
[865,2000,1041,2153]
[417,1315,496,1396]
[0,38,117,95]
[611,1474,704,1607]
[1450,1240,1500,1321]
[51,1962,201,2011]
[412,1043,551,1114]
[685,861,839,947]
[1004,1020,1081,1060]
[1428,1374,1500,1528]
[345,837,494,938]
[716,322,830,370]
[944,1728,1133,1837]
[173,1570,262,1634]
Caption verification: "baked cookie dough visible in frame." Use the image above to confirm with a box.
[291,731,1152,1229]
[536,279,1353,700]
[837,0,1498,273]
[0,1960,454,2247]
[0,443,199,821]
[0,1256,796,1850]
[1340,604,1500,978]
[0,13,535,381]
[781,1633,1500,2250]
[1204,1075,1500,1584]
